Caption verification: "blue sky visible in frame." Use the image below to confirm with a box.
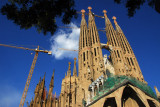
[0,0,160,107]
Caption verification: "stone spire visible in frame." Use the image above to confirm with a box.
[76,8,94,105]
[41,72,46,88]
[39,73,46,98]
[29,98,34,107]
[73,58,77,76]
[47,70,55,107]
[87,6,105,79]
[34,83,39,94]
[103,10,126,76]
[55,92,57,98]
[112,16,145,82]
[39,77,41,85]
[49,70,55,88]
[42,86,47,101]
[79,9,88,52]
[154,86,160,99]
[103,10,120,47]
[78,9,93,80]
[33,79,40,106]
[35,74,46,107]
[88,6,101,45]
[112,16,133,53]
[67,62,71,77]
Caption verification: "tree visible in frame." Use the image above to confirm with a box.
[1,0,77,35]
[114,0,160,17]
[1,0,160,35]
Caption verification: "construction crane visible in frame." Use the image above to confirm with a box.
[0,43,52,107]
[58,48,78,51]
[58,43,111,52]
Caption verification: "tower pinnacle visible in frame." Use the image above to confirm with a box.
[68,62,71,70]
[41,72,46,89]
[49,70,55,88]
[67,62,71,77]
[73,58,77,76]
[103,10,108,19]
[112,16,117,24]
[103,10,107,16]
[81,9,85,14]
[103,11,127,76]
[112,17,145,82]
[81,9,85,13]
[88,6,92,11]
[81,9,85,18]
[87,7,105,79]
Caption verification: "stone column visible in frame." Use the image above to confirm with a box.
[91,86,95,98]
[97,82,99,94]
[115,96,122,107]
[72,92,75,107]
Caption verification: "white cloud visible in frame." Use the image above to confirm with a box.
[50,23,80,59]
[0,85,21,107]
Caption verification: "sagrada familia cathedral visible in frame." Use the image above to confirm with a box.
[28,7,160,107]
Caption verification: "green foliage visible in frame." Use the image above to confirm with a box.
[114,0,160,17]
[1,0,77,35]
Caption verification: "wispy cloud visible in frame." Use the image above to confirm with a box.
[50,23,80,59]
[0,85,21,107]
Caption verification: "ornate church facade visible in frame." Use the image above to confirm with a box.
[29,7,160,107]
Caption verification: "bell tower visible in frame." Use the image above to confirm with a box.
[103,10,127,76]
[78,9,93,81]
[88,7,105,80]
[112,16,145,82]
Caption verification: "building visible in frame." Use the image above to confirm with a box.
[29,7,160,107]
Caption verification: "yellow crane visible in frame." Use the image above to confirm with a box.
[58,48,78,51]
[0,44,52,107]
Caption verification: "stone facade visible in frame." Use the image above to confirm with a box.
[29,7,160,107]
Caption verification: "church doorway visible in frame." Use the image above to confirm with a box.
[147,99,156,107]
[121,86,145,107]
[103,97,117,107]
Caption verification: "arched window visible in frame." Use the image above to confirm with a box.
[121,86,145,107]
[103,97,117,107]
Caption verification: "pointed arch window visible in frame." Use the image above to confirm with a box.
[83,52,85,61]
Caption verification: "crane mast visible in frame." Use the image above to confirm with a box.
[19,48,39,107]
[0,44,51,107]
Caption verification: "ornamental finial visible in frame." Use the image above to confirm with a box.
[112,16,117,24]
[88,6,92,10]
[81,9,85,17]
[88,6,92,13]
[68,62,71,70]
[81,9,85,13]
[103,10,107,17]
